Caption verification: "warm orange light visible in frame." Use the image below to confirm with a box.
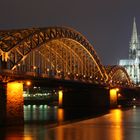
[116,88,119,92]
[7,82,23,124]
[57,108,64,123]
[118,93,121,98]
[33,66,36,69]
[58,70,61,73]
[110,109,123,140]
[58,90,63,107]
[24,136,33,140]
[114,109,122,122]
[110,89,117,107]
[26,81,31,86]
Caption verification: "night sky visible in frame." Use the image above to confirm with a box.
[0,0,140,65]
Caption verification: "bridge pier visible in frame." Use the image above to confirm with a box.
[116,88,140,107]
[0,83,6,125]
[0,82,24,126]
[60,86,110,111]
[109,88,119,108]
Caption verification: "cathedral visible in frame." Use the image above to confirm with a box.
[119,18,140,84]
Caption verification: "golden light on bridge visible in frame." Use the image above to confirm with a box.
[26,81,31,86]
[118,93,121,98]
[33,66,37,69]
[58,70,61,74]
[110,88,119,107]
[116,88,119,92]
[7,82,23,124]
[58,90,63,107]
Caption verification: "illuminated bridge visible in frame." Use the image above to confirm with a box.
[0,27,135,125]
[0,26,133,88]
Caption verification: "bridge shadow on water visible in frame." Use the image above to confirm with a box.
[23,104,109,126]
[59,108,109,125]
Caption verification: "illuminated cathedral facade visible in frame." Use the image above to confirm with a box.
[119,18,140,84]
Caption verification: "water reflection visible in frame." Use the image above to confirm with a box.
[57,109,64,124]
[24,105,95,124]
[24,105,58,123]
[2,107,140,140]
[23,108,124,140]
[43,109,124,140]
[109,109,123,140]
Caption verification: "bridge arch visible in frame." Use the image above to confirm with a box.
[105,65,133,87]
[0,27,108,83]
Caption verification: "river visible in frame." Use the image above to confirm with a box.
[0,105,140,140]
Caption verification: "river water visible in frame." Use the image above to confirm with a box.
[1,105,140,140]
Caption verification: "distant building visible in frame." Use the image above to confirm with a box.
[119,18,140,84]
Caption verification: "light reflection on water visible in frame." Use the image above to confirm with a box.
[108,109,123,140]
[58,109,123,140]
[24,105,60,123]
[1,107,140,140]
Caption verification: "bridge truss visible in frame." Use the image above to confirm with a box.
[0,27,108,85]
[105,65,133,87]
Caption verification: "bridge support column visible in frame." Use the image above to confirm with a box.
[0,82,24,126]
[61,87,110,111]
[0,83,6,125]
[58,90,63,108]
[109,88,119,108]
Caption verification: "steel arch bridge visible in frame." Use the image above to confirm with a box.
[105,65,133,87]
[0,27,109,84]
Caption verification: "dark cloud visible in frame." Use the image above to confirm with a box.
[0,0,140,65]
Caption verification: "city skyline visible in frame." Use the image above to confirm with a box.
[0,0,140,65]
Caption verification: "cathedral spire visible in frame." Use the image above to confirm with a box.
[130,17,139,45]
[119,17,140,85]
[129,17,139,59]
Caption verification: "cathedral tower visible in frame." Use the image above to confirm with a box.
[129,17,140,59]
[119,17,140,84]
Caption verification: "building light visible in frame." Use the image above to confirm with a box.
[119,18,140,85]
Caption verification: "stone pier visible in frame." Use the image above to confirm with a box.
[0,82,24,126]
